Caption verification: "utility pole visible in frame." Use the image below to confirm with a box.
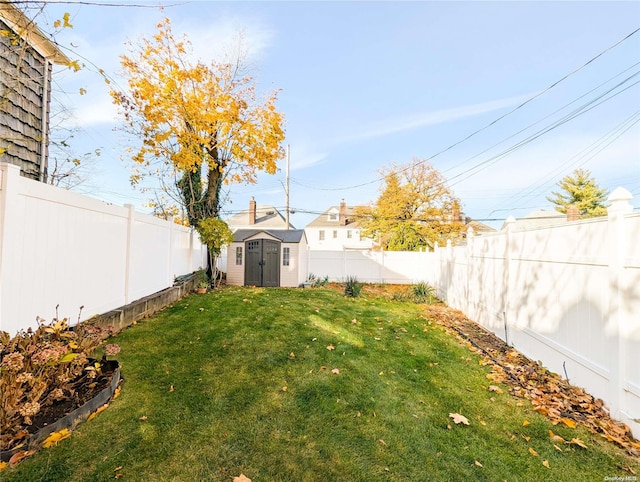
[286,144,290,230]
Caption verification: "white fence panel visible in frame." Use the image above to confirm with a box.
[0,163,206,334]
[308,249,432,284]
[430,193,639,438]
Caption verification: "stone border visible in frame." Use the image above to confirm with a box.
[88,272,200,334]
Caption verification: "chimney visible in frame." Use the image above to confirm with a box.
[249,197,256,225]
[452,201,461,223]
[339,199,347,226]
[566,204,579,222]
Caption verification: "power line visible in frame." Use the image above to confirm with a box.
[2,1,187,8]
[493,109,640,212]
[290,27,640,192]
[445,76,640,188]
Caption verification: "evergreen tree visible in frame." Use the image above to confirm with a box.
[547,169,608,218]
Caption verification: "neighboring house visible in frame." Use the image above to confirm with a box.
[502,208,578,231]
[305,200,373,251]
[0,3,70,181]
[226,197,291,231]
[463,216,496,235]
[226,229,308,287]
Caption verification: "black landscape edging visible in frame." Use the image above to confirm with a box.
[0,361,121,462]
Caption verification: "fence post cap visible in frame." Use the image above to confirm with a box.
[607,187,632,214]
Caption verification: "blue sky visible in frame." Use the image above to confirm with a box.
[33,1,640,228]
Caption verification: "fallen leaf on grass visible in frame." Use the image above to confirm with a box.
[549,430,565,443]
[474,460,483,467]
[326,344,335,351]
[449,413,470,425]
[331,368,340,374]
[378,439,387,446]
[169,385,174,392]
[522,420,530,427]
[542,460,550,468]
[529,447,539,457]
[521,434,531,442]
[8,450,35,466]
[351,318,358,324]
[42,429,71,448]
[139,415,148,421]
[0,461,7,471]
[488,385,503,394]
[560,417,576,428]
[289,352,295,358]
[568,438,588,449]
[282,386,287,392]
[553,444,563,452]
[233,474,252,482]
[114,466,123,472]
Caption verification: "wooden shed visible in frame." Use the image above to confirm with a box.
[226,229,308,288]
[0,3,70,181]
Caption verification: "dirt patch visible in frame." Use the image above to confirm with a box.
[423,304,640,458]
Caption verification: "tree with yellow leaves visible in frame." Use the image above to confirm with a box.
[111,18,285,226]
[356,160,465,251]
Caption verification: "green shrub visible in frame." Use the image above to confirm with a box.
[307,273,329,288]
[344,276,362,297]
[411,281,438,303]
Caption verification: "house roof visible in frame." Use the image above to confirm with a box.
[0,3,70,64]
[226,205,293,229]
[306,205,363,228]
[503,209,566,231]
[233,229,306,243]
[464,217,496,234]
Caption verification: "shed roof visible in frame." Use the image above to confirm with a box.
[233,229,306,243]
[0,3,71,64]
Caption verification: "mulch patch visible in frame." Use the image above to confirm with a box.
[1,362,120,467]
[423,304,640,458]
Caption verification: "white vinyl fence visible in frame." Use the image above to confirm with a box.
[308,188,639,438]
[308,249,433,284]
[433,188,640,439]
[0,162,207,335]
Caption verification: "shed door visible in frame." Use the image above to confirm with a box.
[244,239,280,287]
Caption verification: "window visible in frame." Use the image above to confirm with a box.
[328,212,338,221]
[333,230,338,239]
[347,230,352,239]
[283,247,290,266]
[319,230,325,240]
[235,247,243,265]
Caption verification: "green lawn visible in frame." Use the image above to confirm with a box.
[5,286,638,481]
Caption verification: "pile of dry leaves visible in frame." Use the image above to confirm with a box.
[423,304,640,458]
